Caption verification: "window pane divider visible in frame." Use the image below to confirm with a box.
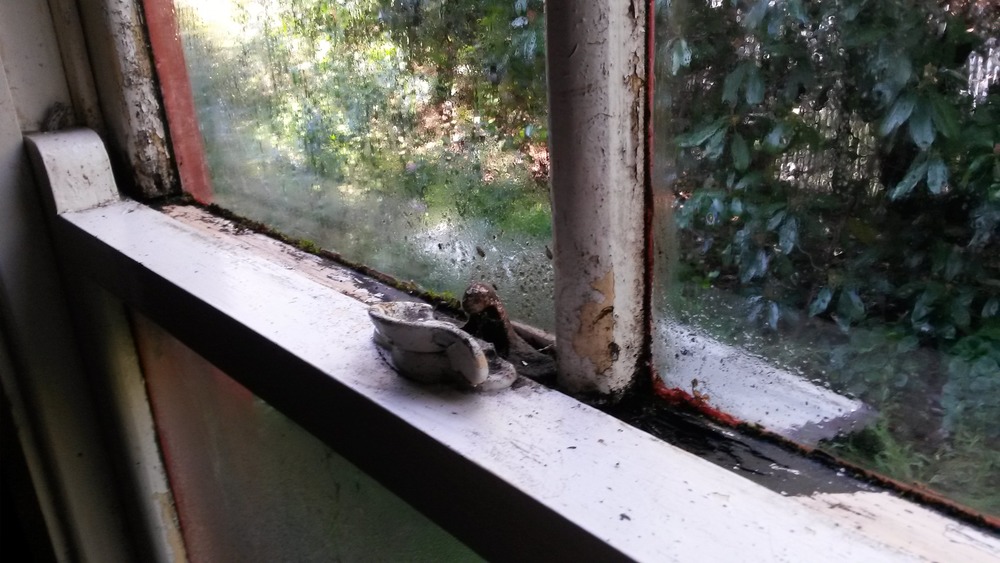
[547,0,650,397]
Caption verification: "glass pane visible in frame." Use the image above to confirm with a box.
[132,311,481,561]
[653,0,1000,518]
[174,0,553,328]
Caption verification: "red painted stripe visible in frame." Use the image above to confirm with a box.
[142,0,213,203]
[641,0,657,383]
[652,377,743,428]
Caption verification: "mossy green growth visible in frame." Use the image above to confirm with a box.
[298,240,321,254]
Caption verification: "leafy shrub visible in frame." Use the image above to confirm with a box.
[657,0,1000,513]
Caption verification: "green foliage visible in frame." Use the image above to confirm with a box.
[180,0,550,224]
[176,0,555,329]
[943,323,1000,440]
[832,419,1000,516]
[662,0,1000,339]
[658,0,1000,513]
[835,416,932,483]
[375,0,547,135]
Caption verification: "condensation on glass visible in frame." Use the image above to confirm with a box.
[653,0,1000,518]
[132,311,481,561]
[173,0,553,328]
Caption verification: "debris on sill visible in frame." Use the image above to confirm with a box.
[159,204,559,387]
[461,282,556,382]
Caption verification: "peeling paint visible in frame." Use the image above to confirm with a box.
[80,0,177,198]
[153,491,188,563]
[548,1,647,398]
[572,270,617,375]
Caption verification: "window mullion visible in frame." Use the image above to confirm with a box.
[546,0,650,398]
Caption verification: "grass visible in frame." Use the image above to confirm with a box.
[830,420,1000,517]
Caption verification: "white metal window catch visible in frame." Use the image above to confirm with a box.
[368,301,518,391]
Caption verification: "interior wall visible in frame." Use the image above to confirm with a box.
[0,1,134,559]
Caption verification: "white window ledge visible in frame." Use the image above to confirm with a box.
[29,130,1000,561]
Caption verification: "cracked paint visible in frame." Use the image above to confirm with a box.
[572,270,617,376]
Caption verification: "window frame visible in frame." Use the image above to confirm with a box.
[16,0,1000,559]
[30,134,1000,561]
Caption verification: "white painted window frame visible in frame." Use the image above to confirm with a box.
[17,0,1000,560]
[27,128,1000,562]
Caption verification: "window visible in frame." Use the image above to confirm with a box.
[9,0,999,559]
[652,0,1000,519]
[173,0,555,329]
[162,0,1000,523]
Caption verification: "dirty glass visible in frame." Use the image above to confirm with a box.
[174,0,553,328]
[653,0,1000,518]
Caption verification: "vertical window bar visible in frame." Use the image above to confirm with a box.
[76,0,176,198]
[546,0,650,398]
[141,0,213,203]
